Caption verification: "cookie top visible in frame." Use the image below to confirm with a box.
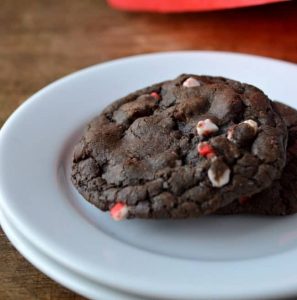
[71,74,287,220]
[218,102,297,215]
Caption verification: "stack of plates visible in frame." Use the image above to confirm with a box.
[1,52,297,300]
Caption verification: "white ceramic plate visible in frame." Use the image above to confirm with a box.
[1,51,297,299]
[0,209,150,300]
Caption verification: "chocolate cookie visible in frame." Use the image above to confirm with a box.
[218,102,297,215]
[71,74,287,220]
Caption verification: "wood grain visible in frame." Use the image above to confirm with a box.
[0,0,297,298]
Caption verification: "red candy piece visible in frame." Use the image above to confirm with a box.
[202,130,211,137]
[110,202,128,221]
[197,142,215,158]
[288,140,297,154]
[239,196,250,205]
[150,92,160,100]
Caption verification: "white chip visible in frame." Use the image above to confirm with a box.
[196,119,219,137]
[227,127,234,142]
[227,120,258,142]
[207,159,231,188]
[182,77,201,88]
[243,119,258,133]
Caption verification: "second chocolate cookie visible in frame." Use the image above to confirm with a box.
[218,102,297,215]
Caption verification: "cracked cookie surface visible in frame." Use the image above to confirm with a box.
[218,102,297,215]
[71,74,287,219]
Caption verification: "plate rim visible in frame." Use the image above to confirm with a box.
[0,208,150,300]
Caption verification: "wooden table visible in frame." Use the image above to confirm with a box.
[1,1,297,299]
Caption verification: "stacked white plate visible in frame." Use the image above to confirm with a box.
[1,52,297,300]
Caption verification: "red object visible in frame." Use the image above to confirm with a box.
[288,140,297,155]
[239,196,250,205]
[150,92,161,100]
[202,130,212,137]
[110,202,127,220]
[197,142,215,158]
[108,0,286,13]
